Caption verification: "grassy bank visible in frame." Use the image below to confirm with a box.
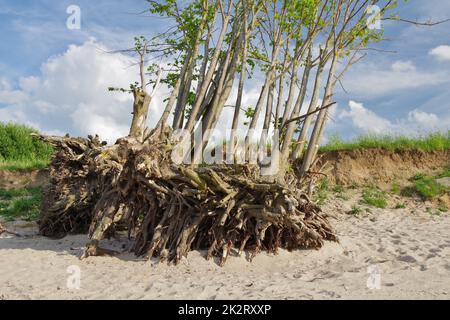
[0,123,53,171]
[320,132,450,153]
[0,187,42,221]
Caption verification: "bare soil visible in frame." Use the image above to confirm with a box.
[0,170,49,190]
[316,149,450,188]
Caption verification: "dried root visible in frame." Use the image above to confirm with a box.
[36,133,338,265]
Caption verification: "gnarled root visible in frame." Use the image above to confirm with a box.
[36,133,338,265]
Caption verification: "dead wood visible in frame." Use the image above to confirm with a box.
[35,132,337,265]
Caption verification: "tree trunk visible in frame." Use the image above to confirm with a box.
[292,61,325,160]
[299,53,338,176]
[280,49,313,163]
[185,5,232,133]
[155,77,181,135]
[129,90,152,141]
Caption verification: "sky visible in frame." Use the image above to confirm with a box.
[0,0,449,143]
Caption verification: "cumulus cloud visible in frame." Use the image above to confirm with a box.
[429,45,450,61]
[0,39,167,143]
[343,60,447,98]
[339,101,392,134]
[339,100,450,135]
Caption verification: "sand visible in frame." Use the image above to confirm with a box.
[1,192,449,300]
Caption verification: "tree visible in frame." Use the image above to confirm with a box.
[36,0,445,265]
[108,36,163,141]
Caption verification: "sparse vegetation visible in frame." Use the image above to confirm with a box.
[362,187,388,209]
[391,183,401,195]
[349,205,363,216]
[395,203,406,209]
[0,187,42,221]
[0,123,53,171]
[320,132,450,153]
[407,172,448,200]
[438,202,449,213]
[332,185,349,200]
[437,168,450,178]
[427,207,442,216]
[314,177,330,205]
[332,185,344,193]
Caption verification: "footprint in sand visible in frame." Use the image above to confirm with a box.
[397,255,417,263]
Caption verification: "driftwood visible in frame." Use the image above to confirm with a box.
[35,132,337,266]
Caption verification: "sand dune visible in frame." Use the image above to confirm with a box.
[1,194,449,300]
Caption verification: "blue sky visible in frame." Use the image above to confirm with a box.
[0,0,449,142]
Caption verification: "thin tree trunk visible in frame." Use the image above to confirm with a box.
[292,61,326,159]
[171,49,194,129]
[262,82,275,131]
[244,33,282,149]
[300,53,338,176]
[185,1,232,133]
[229,8,249,155]
[274,70,285,130]
[172,21,207,129]
[155,77,181,134]
[200,15,243,144]
[279,49,313,163]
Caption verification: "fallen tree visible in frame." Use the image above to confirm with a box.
[35,0,434,265]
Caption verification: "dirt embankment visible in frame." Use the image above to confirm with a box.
[0,170,49,189]
[316,149,450,187]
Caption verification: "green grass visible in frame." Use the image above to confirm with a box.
[395,203,406,209]
[0,159,50,171]
[349,205,363,216]
[332,185,350,200]
[391,182,401,195]
[362,187,388,209]
[0,187,42,221]
[0,123,53,171]
[314,177,330,205]
[320,131,450,153]
[437,167,450,178]
[407,172,448,200]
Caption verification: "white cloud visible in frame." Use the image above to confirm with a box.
[0,39,168,143]
[339,100,450,135]
[391,60,416,72]
[339,101,392,134]
[343,61,447,97]
[429,45,450,61]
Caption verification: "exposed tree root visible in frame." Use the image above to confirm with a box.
[36,133,337,265]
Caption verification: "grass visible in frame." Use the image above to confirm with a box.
[320,131,450,153]
[0,123,53,171]
[395,203,406,209]
[438,203,449,213]
[332,185,350,200]
[437,167,450,178]
[0,187,42,221]
[391,182,401,195]
[0,159,50,171]
[362,187,388,209]
[349,205,363,216]
[314,177,330,205]
[407,171,448,200]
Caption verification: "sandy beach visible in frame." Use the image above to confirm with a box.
[1,191,449,300]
